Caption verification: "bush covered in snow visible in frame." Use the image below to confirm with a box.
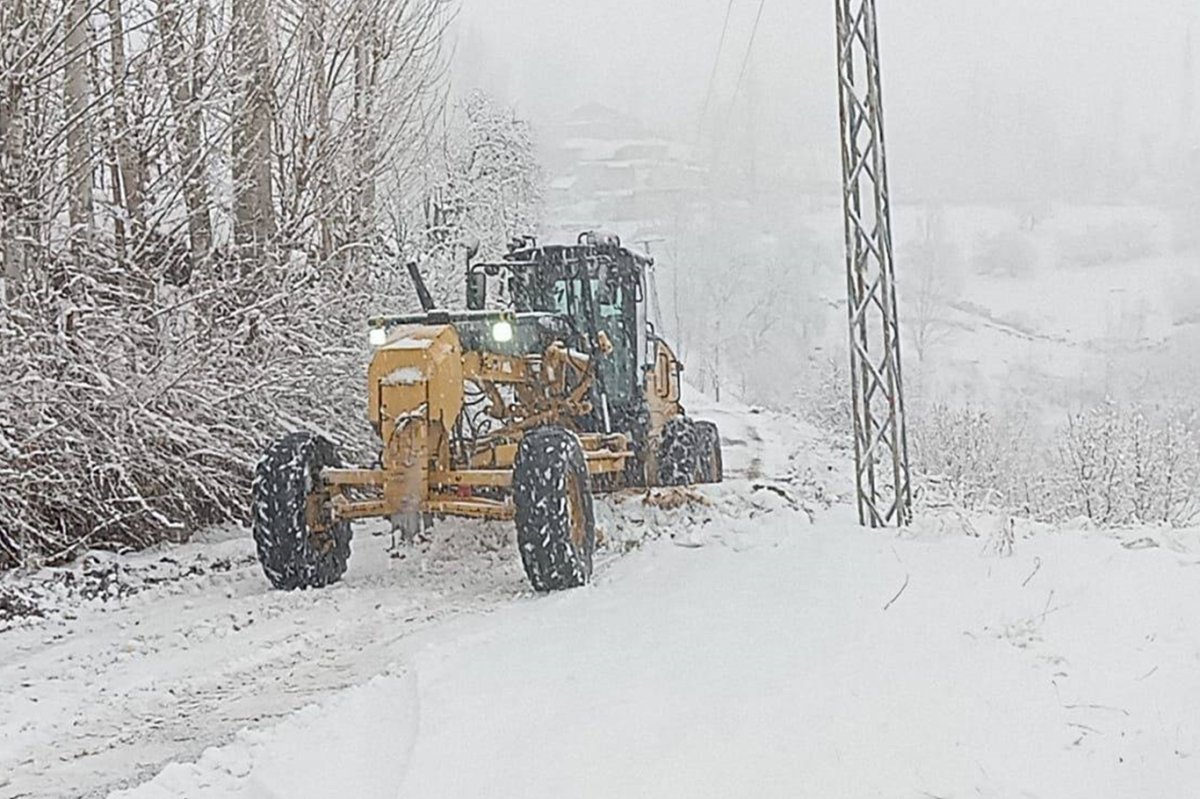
[909,404,1041,513]
[0,271,410,569]
[1058,402,1200,526]
[794,356,852,442]
[1057,220,1158,269]
[909,400,1200,527]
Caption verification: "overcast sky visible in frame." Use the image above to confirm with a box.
[452,0,1198,200]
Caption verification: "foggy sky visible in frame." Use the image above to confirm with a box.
[454,0,1198,202]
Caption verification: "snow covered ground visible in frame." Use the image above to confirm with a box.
[4,391,1200,798]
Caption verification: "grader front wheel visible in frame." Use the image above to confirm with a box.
[513,426,596,592]
[252,432,352,590]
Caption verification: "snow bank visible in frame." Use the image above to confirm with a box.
[0,528,256,631]
[108,670,418,799]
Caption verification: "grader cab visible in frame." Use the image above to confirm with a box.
[251,232,723,593]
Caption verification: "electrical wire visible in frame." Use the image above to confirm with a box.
[710,0,768,170]
[697,0,736,141]
[729,0,767,117]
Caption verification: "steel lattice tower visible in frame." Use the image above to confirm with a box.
[834,0,912,527]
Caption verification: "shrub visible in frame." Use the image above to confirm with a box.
[909,404,1041,513]
[1057,219,1157,268]
[908,399,1200,527]
[1058,402,1199,526]
[795,356,852,440]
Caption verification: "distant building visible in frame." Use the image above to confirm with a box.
[542,104,707,243]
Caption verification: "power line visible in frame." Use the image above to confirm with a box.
[729,0,767,115]
[710,0,767,169]
[696,0,736,140]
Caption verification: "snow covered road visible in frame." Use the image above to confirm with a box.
[0,517,533,799]
[387,513,1200,799]
[5,399,1200,798]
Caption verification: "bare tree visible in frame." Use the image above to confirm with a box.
[63,0,95,246]
[0,0,32,299]
[105,0,145,256]
[902,207,963,362]
[352,1,381,244]
[418,89,541,305]
[304,0,335,259]
[158,0,211,275]
[232,0,275,268]
[0,0,463,569]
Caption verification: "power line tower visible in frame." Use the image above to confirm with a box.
[833,0,912,527]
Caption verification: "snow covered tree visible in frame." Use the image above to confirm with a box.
[232,0,276,268]
[156,0,210,275]
[418,90,542,305]
[0,0,455,570]
[901,207,963,363]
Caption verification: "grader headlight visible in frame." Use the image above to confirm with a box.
[491,318,514,343]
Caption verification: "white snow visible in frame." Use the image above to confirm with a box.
[385,337,434,351]
[4,391,1200,798]
[107,672,418,799]
[390,511,1200,798]
[380,366,425,386]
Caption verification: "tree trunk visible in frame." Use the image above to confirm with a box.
[352,3,378,244]
[305,0,333,260]
[158,0,212,276]
[63,0,95,246]
[107,0,145,249]
[231,0,275,271]
[0,0,29,300]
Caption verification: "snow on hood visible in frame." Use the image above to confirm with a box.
[381,366,425,386]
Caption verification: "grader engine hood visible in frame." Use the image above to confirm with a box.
[368,324,464,435]
[366,312,569,434]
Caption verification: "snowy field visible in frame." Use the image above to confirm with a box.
[4,392,1200,798]
[758,202,1200,416]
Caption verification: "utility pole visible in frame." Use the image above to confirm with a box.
[834,0,912,527]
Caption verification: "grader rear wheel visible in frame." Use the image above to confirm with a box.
[694,421,724,483]
[513,426,596,592]
[656,415,700,487]
[252,432,352,590]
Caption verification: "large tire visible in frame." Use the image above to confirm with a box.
[694,421,724,483]
[513,426,596,592]
[252,432,352,590]
[656,415,700,487]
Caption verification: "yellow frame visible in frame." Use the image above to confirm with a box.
[318,321,638,526]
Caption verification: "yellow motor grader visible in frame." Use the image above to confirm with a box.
[251,232,722,592]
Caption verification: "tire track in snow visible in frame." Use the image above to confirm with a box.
[1,521,531,799]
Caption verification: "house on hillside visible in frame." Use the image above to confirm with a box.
[543,104,707,241]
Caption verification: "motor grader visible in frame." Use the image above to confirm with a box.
[251,232,722,593]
